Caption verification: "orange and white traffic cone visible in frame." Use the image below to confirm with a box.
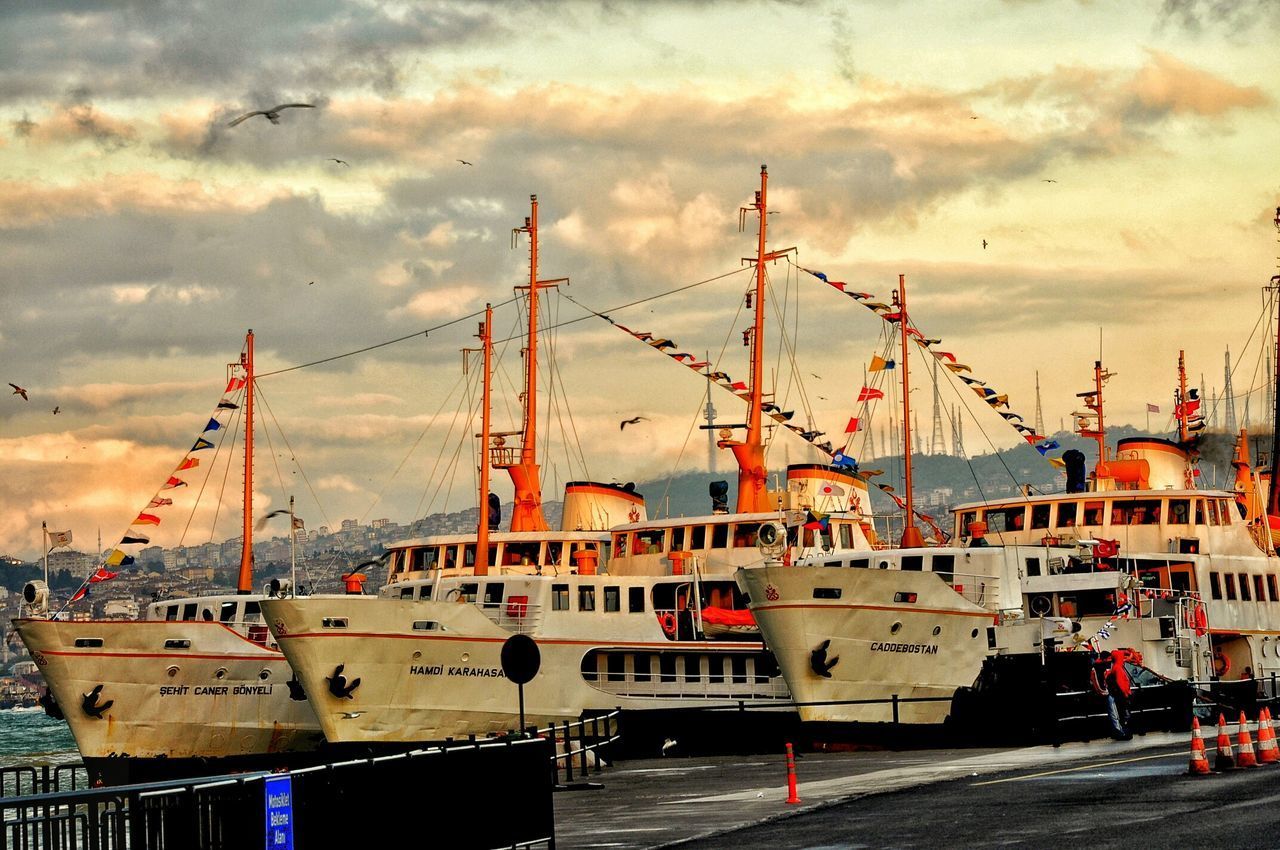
[1188,717,1211,776]
[1256,707,1278,765]
[1215,713,1236,771]
[784,742,801,804]
[1236,710,1258,768]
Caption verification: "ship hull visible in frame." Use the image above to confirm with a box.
[15,618,324,781]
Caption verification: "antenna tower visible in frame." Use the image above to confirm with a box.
[1034,370,1046,437]
[1224,348,1237,433]
[929,360,944,454]
[952,404,966,458]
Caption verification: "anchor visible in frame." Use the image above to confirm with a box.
[81,684,113,719]
[326,664,360,699]
[810,639,840,678]
[286,674,307,702]
[38,687,63,720]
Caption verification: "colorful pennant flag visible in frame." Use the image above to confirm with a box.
[148,497,173,508]
[225,376,246,393]
[191,438,214,452]
[121,531,150,545]
[46,529,73,549]
[162,476,187,489]
[105,549,135,567]
[204,418,222,432]
[70,586,88,603]
[133,513,161,526]
[177,457,199,471]
[868,356,895,371]
[217,401,239,410]
[88,567,118,584]
[1035,440,1061,455]
[857,386,884,402]
[1146,403,1160,414]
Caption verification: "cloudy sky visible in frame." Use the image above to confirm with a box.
[2,0,1278,561]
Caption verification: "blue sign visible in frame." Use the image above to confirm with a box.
[264,775,294,850]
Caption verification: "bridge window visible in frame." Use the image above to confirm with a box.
[733,523,760,548]
[987,507,1025,532]
[1210,573,1222,600]
[1194,500,1205,525]
[1031,505,1051,530]
[849,558,870,569]
[636,529,665,554]
[244,601,261,619]
[1219,499,1233,525]
[1255,575,1266,603]
[505,542,540,566]
[1168,500,1190,525]
[839,523,854,548]
[579,586,596,612]
[604,586,621,612]
[181,603,198,621]
[1206,501,1220,526]
[410,548,438,571]
[690,526,706,549]
[163,605,178,621]
[1239,574,1252,602]
[1269,575,1279,603]
[1056,502,1078,527]
[711,524,729,548]
[932,554,955,573]
[902,556,923,571]
[483,583,503,606]
[671,527,686,551]
[629,587,645,613]
[552,584,569,611]
[1082,502,1104,526]
[546,542,563,568]
[612,533,628,557]
[1225,574,1237,601]
[220,602,238,622]
[399,586,415,599]
[1114,500,1161,525]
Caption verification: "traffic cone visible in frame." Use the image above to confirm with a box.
[1215,713,1235,771]
[1187,718,1211,776]
[784,742,801,804]
[1236,710,1258,768]
[1256,707,1278,765]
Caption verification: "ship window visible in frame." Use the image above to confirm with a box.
[604,586,621,612]
[825,560,843,567]
[483,583,504,606]
[690,526,706,549]
[1255,575,1265,603]
[987,507,1025,532]
[1056,502,1078,528]
[552,585,569,611]
[244,602,261,619]
[607,653,625,682]
[164,639,190,649]
[411,621,439,631]
[74,638,103,648]
[1082,502,1104,526]
[849,558,869,569]
[219,602,238,623]
[894,592,918,604]
[181,603,198,621]
[708,655,725,684]
[711,524,729,548]
[684,654,701,683]
[629,587,645,613]
[634,653,652,683]
[733,523,760,548]
[579,586,596,612]
[1219,500,1233,525]
[1114,500,1161,525]
[546,542,563,568]
[1168,500,1190,525]
[636,530,665,554]
[1210,572,1222,600]
[671,526,686,551]
[731,655,748,684]
[322,617,348,628]
[813,587,842,599]
[960,511,978,533]
[902,556,924,571]
[612,533,628,558]
[1270,575,1279,603]
[1030,505,1051,530]
[164,605,178,621]
[839,524,854,549]
[505,542,540,567]
[1194,500,1205,525]
[410,548,438,571]
[1239,574,1252,601]
[456,583,477,603]
[399,587,414,599]
[660,653,677,683]
[1225,574,1237,601]
[932,555,955,573]
[1025,558,1041,577]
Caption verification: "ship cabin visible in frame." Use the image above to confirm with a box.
[144,594,275,647]
[382,531,612,584]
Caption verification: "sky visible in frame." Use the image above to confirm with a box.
[1,0,1278,561]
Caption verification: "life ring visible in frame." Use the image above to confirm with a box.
[658,612,677,637]
[1194,606,1208,637]
[1213,648,1231,678]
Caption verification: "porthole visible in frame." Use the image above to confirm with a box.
[461,652,471,663]
[412,650,422,660]
[890,622,902,635]
[932,626,942,636]
[166,665,179,678]
[971,628,979,639]
[258,669,271,681]
[214,667,227,680]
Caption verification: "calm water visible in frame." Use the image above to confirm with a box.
[0,707,77,765]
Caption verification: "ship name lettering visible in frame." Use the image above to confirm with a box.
[410,665,444,676]
[447,666,506,678]
[869,642,938,655]
[232,684,273,695]
[159,685,191,697]
[194,685,229,695]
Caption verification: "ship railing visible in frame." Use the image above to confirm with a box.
[532,709,621,789]
[934,570,999,609]
[477,601,544,634]
[581,669,790,700]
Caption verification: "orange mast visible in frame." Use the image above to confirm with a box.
[895,276,924,547]
[236,329,255,594]
[475,305,493,576]
[1075,360,1111,484]
[501,195,566,532]
[1176,350,1189,445]
[726,165,792,513]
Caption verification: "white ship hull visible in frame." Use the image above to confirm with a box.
[16,617,323,770]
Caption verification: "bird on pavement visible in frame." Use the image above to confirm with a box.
[9,383,27,400]
[228,103,315,127]
[620,416,648,430]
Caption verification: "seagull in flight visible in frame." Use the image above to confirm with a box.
[457,159,473,166]
[327,158,349,166]
[9,383,27,400]
[982,239,988,250]
[227,103,315,127]
[1042,178,1057,183]
[52,406,60,415]
[619,416,649,431]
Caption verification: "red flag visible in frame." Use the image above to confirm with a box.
[730,381,748,391]
[857,387,884,402]
[845,417,860,433]
[70,586,88,603]
[148,497,173,508]
[225,376,246,393]
[177,457,199,471]
[162,476,187,489]
[133,513,161,526]
[89,568,118,584]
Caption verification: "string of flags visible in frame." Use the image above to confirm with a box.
[65,372,246,606]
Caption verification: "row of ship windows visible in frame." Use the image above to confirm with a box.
[1209,571,1280,603]
[582,652,777,684]
[155,601,263,623]
[963,497,1240,535]
[392,540,603,573]
[615,522,854,556]
[391,581,742,614]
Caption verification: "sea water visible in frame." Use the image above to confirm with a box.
[0,707,77,765]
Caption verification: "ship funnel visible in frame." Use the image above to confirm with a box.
[1104,438,1190,490]
[560,481,646,531]
[1064,449,1087,493]
[784,464,866,514]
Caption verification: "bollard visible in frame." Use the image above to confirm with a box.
[785,742,801,805]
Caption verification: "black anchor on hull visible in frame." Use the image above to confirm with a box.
[810,639,840,678]
[326,664,360,699]
[38,687,63,720]
[82,684,113,718]
[286,674,307,701]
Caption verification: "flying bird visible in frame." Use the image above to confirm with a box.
[620,416,649,431]
[327,158,349,166]
[52,406,60,415]
[457,159,473,166]
[982,239,988,249]
[227,103,315,127]
[1042,178,1057,183]
[255,508,291,531]
[308,281,315,286]
[9,383,27,400]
